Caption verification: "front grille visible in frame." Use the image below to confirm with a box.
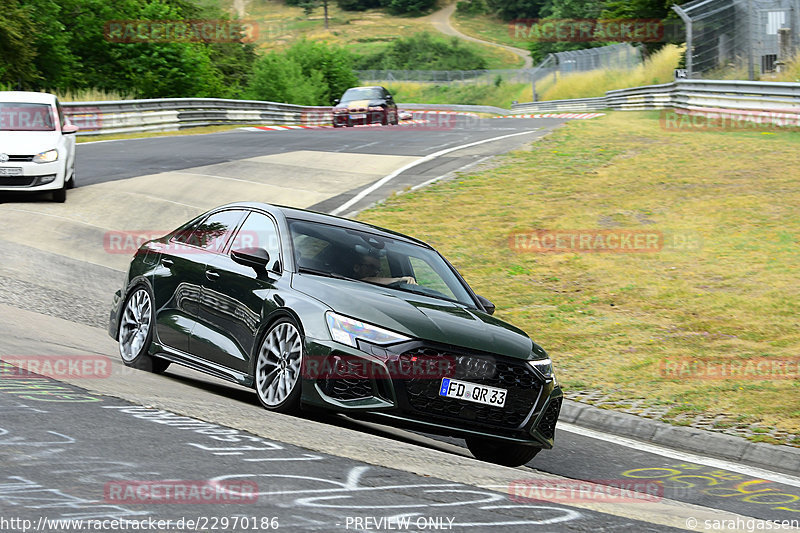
[400,348,541,430]
[6,155,34,162]
[537,397,562,440]
[0,176,36,187]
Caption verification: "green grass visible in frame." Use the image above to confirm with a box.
[452,11,529,49]
[247,1,523,69]
[356,111,800,435]
[388,81,531,108]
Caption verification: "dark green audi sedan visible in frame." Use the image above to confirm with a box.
[109,203,562,466]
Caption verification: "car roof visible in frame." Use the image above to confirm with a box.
[344,86,384,91]
[216,202,431,248]
[0,91,57,105]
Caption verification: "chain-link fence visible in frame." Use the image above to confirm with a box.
[673,0,800,79]
[356,43,642,96]
[529,44,642,91]
[355,69,534,85]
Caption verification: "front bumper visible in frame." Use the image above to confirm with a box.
[300,338,563,447]
[0,160,64,191]
[332,110,386,126]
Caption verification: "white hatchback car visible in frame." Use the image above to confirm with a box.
[0,91,78,202]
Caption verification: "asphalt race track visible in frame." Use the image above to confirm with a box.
[1,117,799,533]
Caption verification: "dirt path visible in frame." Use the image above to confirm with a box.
[427,3,532,69]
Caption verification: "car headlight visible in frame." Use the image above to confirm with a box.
[325,312,410,348]
[528,358,554,379]
[33,149,58,163]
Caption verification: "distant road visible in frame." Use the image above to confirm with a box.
[428,3,533,69]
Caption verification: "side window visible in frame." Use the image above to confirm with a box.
[409,257,457,299]
[232,212,282,271]
[178,210,245,252]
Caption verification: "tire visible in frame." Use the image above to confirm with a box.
[465,437,541,467]
[390,112,399,125]
[66,173,75,189]
[118,285,170,374]
[381,110,388,126]
[52,183,67,203]
[333,122,343,128]
[254,317,303,414]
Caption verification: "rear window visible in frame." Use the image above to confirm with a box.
[0,103,56,131]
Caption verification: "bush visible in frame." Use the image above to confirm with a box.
[354,32,488,70]
[456,0,489,15]
[385,0,436,16]
[336,0,383,10]
[246,39,358,105]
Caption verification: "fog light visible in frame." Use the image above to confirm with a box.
[34,174,57,185]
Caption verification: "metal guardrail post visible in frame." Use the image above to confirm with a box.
[672,5,693,79]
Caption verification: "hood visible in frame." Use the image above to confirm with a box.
[0,131,60,155]
[293,274,534,360]
[343,100,371,109]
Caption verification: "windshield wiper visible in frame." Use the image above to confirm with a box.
[297,267,358,282]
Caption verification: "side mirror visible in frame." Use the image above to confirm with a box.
[386,94,393,100]
[333,98,340,105]
[476,294,495,315]
[62,124,79,134]
[232,247,270,271]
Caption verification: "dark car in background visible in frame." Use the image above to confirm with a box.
[333,86,398,127]
[109,203,562,466]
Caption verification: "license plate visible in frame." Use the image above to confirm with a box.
[0,167,22,176]
[439,378,507,407]
[350,113,366,119]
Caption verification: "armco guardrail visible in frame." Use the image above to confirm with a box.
[62,98,334,136]
[61,98,511,136]
[512,79,800,119]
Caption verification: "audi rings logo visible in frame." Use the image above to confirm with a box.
[455,355,496,379]
[0,154,9,163]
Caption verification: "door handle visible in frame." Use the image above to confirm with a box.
[206,270,220,281]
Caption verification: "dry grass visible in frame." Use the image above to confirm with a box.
[52,89,131,102]
[538,44,683,100]
[357,111,800,434]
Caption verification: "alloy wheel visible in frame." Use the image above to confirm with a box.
[119,288,152,362]
[256,321,303,407]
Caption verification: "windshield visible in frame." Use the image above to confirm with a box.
[0,103,56,131]
[340,88,382,102]
[288,219,476,307]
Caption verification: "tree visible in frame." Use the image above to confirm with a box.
[0,0,40,88]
